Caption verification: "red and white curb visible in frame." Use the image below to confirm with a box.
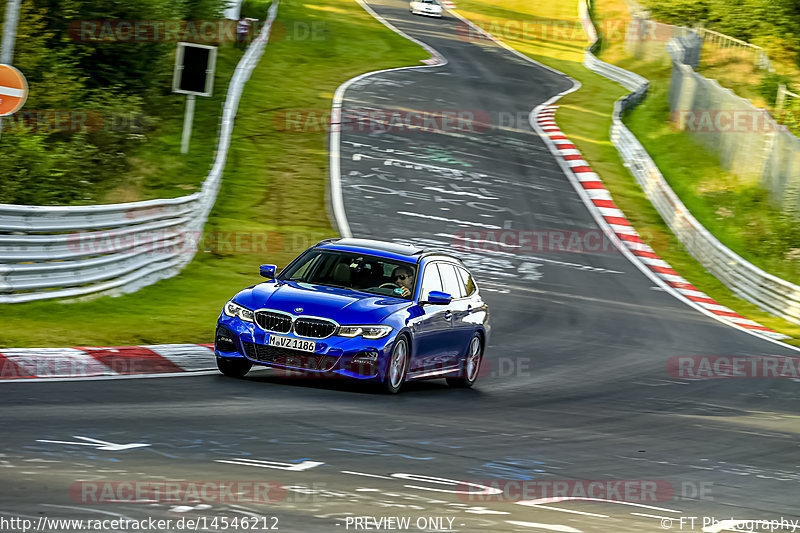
[441,1,456,8]
[0,344,217,381]
[535,105,788,341]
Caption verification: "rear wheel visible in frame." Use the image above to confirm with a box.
[383,336,409,394]
[447,333,483,388]
[216,357,252,378]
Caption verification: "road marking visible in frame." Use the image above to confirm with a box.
[398,211,501,229]
[36,436,151,451]
[518,497,682,513]
[423,186,498,200]
[438,233,624,274]
[42,504,136,520]
[630,512,679,520]
[215,458,324,471]
[505,521,582,532]
[516,503,607,518]
[462,507,509,515]
[341,470,394,479]
[329,0,448,239]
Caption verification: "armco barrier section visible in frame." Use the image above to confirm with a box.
[0,1,280,304]
[579,0,800,325]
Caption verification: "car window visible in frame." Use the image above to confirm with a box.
[437,263,465,299]
[280,250,417,299]
[456,266,476,296]
[420,262,444,300]
[286,252,322,281]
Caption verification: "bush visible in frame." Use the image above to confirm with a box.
[0,0,228,206]
[758,72,794,105]
[240,0,271,19]
[643,0,711,26]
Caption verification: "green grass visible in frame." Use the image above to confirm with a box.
[101,41,245,203]
[0,0,427,348]
[623,78,800,286]
[454,0,800,345]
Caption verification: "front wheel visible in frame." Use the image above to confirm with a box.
[447,333,483,388]
[217,356,252,378]
[383,336,409,394]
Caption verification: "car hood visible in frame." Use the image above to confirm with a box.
[234,280,413,324]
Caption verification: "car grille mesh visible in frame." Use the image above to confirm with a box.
[293,318,337,339]
[241,341,338,372]
[254,311,292,333]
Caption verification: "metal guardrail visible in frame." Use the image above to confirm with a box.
[579,0,800,326]
[0,1,280,304]
[697,27,771,71]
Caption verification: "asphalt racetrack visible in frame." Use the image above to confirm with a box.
[1,2,799,532]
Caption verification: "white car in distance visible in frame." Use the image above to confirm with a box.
[410,0,443,18]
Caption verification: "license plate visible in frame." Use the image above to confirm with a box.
[268,335,316,352]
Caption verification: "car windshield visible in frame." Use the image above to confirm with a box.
[279,250,418,300]
[420,0,439,3]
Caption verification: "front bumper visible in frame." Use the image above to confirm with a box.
[412,10,443,17]
[215,314,395,380]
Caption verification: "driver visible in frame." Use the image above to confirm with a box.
[391,266,415,298]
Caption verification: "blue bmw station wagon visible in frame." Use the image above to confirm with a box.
[215,238,490,393]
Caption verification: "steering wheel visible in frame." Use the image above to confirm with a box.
[379,283,398,289]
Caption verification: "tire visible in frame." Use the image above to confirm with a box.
[216,356,252,378]
[447,333,483,388]
[383,336,410,394]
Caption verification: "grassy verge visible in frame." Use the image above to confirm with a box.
[101,41,245,203]
[0,0,427,348]
[455,0,800,345]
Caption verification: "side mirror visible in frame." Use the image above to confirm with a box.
[423,291,452,305]
[260,264,277,279]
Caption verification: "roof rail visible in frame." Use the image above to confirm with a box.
[416,251,464,263]
[314,238,340,247]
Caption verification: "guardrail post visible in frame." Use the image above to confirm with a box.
[1,0,20,64]
[674,64,696,131]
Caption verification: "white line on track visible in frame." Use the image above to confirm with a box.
[518,498,682,514]
[516,504,608,518]
[329,0,448,238]
[504,520,583,532]
[399,211,502,229]
[630,512,679,520]
[340,470,394,480]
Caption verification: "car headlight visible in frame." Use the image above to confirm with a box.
[223,300,254,322]
[337,325,393,339]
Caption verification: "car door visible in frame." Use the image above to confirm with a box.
[455,265,484,348]
[409,261,454,373]
[436,262,472,364]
